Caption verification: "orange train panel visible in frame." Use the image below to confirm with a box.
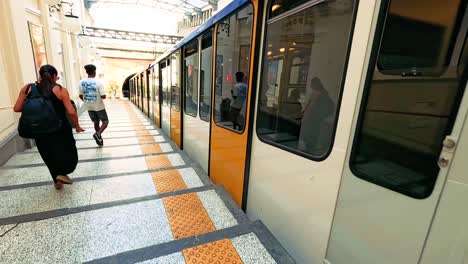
[209,128,248,206]
[170,109,182,148]
[154,104,161,128]
[209,0,259,207]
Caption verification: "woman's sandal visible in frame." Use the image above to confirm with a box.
[54,182,64,189]
[56,175,73,185]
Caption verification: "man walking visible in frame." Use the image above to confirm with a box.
[79,64,108,146]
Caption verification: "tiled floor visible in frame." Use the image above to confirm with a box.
[0,99,294,264]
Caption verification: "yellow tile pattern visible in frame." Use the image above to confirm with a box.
[138,136,155,144]
[145,155,172,170]
[141,144,163,154]
[151,170,187,193]
[163,193,216,240]
[183,239,243,264]
[136,130,151,136]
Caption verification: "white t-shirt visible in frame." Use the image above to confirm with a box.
[79,78,106,111]
[231,82,247,109]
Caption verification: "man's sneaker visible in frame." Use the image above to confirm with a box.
[93,133,103,146]
[97,133,104,146]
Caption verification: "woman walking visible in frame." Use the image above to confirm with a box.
[14,65,85,189]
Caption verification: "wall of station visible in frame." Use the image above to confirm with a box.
[0,0,91,164]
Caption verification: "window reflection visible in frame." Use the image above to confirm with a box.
[171,53,181,111]
[214,5,254,132]
[378,0,464,76]
[200,32,213,121]
[161,61,169,106]
[352,0,467,198]
[184,40,199,117]
[257,0,356,158]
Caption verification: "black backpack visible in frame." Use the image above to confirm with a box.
[18,83,63,138]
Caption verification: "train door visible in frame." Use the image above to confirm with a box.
[154,64,161,128]
[209,3,257,207]
[132,78,135,103]
[143,72,150,117]
[170,51,182,148]
[136,75,140,108]
[129,79,133,102]
[246,0,359,262]
[148,68,154,121]
[161,59,171,136]
[326,1,468,263]
[140,74,144,111]
[183,32,213,173]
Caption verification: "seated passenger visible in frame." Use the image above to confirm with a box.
[281,88,302,123]
[298,77,334,154]
[220,98,231,121]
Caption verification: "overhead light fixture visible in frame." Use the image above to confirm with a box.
[267,51,272,56]
[271,0,281,12]
[279,48,285,53]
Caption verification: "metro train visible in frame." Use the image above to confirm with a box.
[129,0,468,263]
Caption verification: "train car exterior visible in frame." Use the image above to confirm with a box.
[151,65,161,127]
[181,32,213,172]
[129,0,468,263]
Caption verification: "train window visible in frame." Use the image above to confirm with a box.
[458,34,468,77]
[142,73,147,113]
[269,0,312,19]
[256,0,357,159]
[214,4,253,132]
[184,39,199,117]
[350,0,468,198]
[171,52,181,111]
[154,65,160,106]
[377,0,465,76]
[148,70,153,108]
[200,31,213,122]
[161,60,169,106]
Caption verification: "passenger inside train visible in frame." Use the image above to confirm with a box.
[231,72,248,131]
[298,77,335,155]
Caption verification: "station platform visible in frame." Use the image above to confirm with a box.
[0,100,294,264]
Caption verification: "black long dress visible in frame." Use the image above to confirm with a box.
[34,88,78,183]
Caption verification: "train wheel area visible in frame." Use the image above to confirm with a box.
[0,99,294,264]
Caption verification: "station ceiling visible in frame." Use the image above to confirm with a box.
[84,0,217,15]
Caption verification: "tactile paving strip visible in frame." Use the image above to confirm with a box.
[163,193,216,240]
[136,130,151,136]
[151,169,187,193]
[138,136,155,144]
[183,239,243,264]
[141,143,163,154]
[145,155,172,170]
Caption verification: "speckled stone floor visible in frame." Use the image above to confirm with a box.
[0,99,294,264]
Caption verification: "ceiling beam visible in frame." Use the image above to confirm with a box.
[80,26,183,44]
